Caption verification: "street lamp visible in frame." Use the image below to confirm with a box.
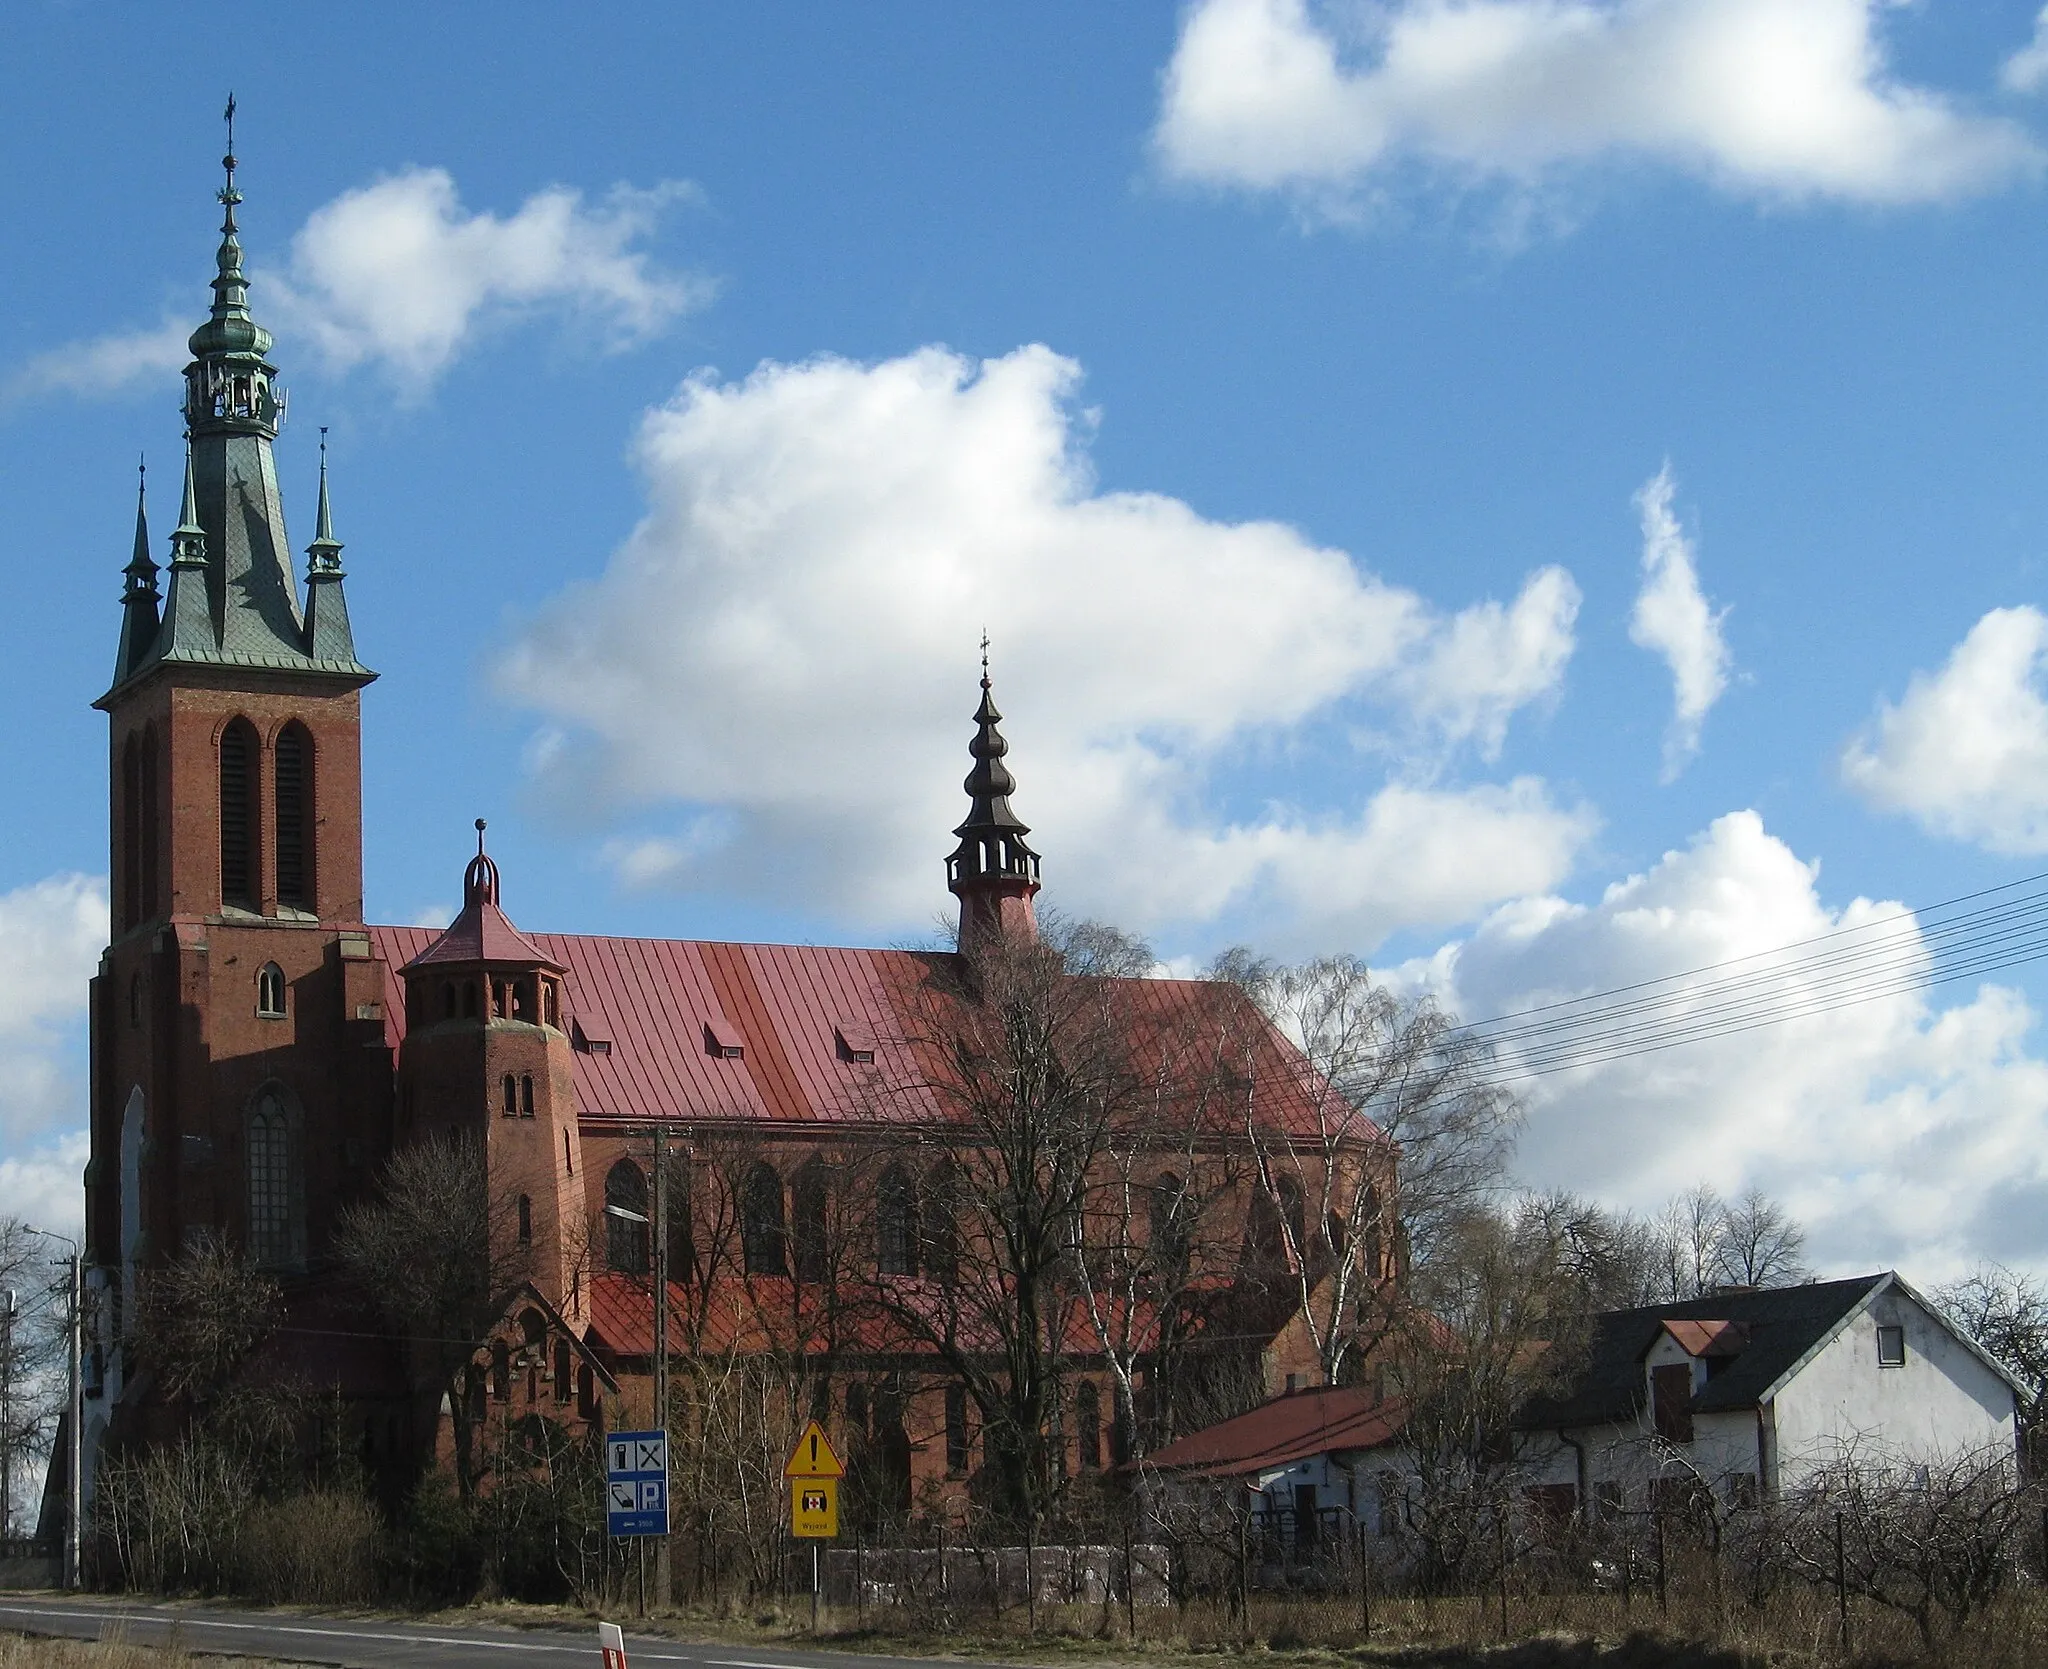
[604,1124,672,1606]
[24,1228,81,1591]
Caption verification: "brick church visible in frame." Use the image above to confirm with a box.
[79,151,1390,1524]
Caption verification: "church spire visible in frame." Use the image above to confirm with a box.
[185,96,279,432]
[946,643,1042,957]
[303,428,360,665]
[100,108,373,705]
[114,459,160,682]
[156,440,213,660]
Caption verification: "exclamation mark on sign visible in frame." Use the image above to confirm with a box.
[810,1433,819,1467]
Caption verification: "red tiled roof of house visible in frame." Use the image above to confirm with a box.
[1661,1318,1749,1358]
[1142,1385,1407,1478]
[368,929,1351,1139]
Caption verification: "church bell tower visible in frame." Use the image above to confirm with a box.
[87,119,386,1374]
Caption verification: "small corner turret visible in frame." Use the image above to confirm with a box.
[946,644,1042,959]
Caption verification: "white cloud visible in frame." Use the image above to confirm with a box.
[1402,812,2048,1281]
[3,316,189,402]
[19,169,708,401]
[2002,7,2048,94]
[0,874,104,1147]
[1393,564,1580,760]
[1155,0,2039,216]
[0,1132,89,1243]
[1843,606,2048,854]
[1628,465,1730,780]
[268,169,710,390]
[496,343,1592,948]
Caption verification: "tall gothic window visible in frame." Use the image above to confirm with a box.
[792,1159,828,1284]
[1074,1380,1102,1470]
[1151,1172,1190,1276]
[922,1162,958,1284]
[605,1159,650,1273]
[139,726,159,921]
[219,718,260,911]
[120,736,141,931]
[742,1162,786,1276]
[273,722,315,911]
[877,1164,919,1276]
[246,1089,292,1267]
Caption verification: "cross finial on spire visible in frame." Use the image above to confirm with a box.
[980,630,990,686]
[220,95,240,217]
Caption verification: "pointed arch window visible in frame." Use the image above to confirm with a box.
[520,1074,535,1117]
[273,722,315,911]
[246,1089,294,1267]
[605,1159,650,1273]
[878,1164,919,1277]
[742,1162,786,1276]
[502,1075,517,1117]
[140,725,159,921]
[1152,1173,1190,1276]
[121,735,141,932]
[1075,1380,1102,1470]
[517,1194,533,1245]
[219,718,260,911]
[922,1162,958,1284]
[792,1159,829,1284]
[256,962,286,1019]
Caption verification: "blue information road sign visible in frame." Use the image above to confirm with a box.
[606,1429,669,1538]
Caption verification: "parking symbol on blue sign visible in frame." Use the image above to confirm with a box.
[606,1429,669,1538]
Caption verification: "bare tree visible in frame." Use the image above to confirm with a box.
[131,1232,281,1404]
[335,1133,525,1504]
[0,1221,62,1537]
[1772,1444,2040,1650]
[860,922,1153,1527]
[1387,1201,1589,1589]
[1713,1188,1811,1290]
[1936,1263,2047,1464]
[1212,952,1518,1386]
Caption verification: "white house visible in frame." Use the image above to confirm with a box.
[1514,1272,2021,1517]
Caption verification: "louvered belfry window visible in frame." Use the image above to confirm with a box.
[274,723,314,910]
[219,719,260,911]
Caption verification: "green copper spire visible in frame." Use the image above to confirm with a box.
[184,97,280,427]
[303,428,361,666]
[114,459,161,681]
[154,441,215,663]
[98,111,373,710]
[307,429,341,570]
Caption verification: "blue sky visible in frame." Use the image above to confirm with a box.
[4,0,2048,1277]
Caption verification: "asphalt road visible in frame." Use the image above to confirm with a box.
[0,1596,996,1669]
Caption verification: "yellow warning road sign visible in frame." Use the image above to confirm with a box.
[783,1419,845,1479]
[791,1477,839,1538]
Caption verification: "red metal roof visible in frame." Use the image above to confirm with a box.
[1143,1385,1407,1478]
[405,894,563,971]
[368,928,1348,1139]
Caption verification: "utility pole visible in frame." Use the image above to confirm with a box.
[25,1230,80,1590]
[652,1124,670,1609]
[1,1288,14,1542]
[63,1254,80,1591]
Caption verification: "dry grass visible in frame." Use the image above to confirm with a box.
[0,1630,304,1669]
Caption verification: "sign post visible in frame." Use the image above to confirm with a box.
[784,1419,845,1631]
[599,1620,629,1669]
[607,1429,670,1539]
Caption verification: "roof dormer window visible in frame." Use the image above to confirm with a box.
[705,1017,744,1059]
[834,1021,876,1064]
